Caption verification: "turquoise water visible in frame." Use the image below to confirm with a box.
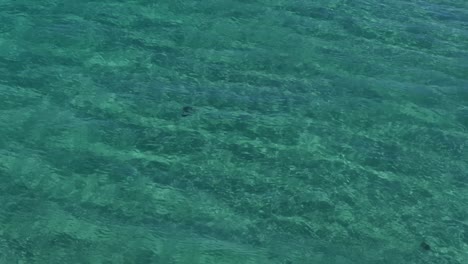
[0,0,467,263]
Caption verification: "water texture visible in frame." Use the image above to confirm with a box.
[0,0,467,263]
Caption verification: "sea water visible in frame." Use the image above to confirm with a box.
[0,0,467,263]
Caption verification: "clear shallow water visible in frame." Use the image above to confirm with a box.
[0,0,467,263]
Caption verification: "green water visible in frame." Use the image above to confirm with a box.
[1,0,467,263]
